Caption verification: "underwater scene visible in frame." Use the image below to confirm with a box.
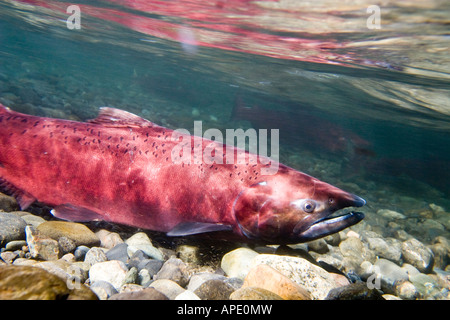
[0,0,449,301]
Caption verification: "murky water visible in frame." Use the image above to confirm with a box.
[0,0,449,245]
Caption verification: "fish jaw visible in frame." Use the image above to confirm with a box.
[232,172,366,244]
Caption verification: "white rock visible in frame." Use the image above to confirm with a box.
[377,209,406,220]
[89,260,129,291]
[175,290,201,300]
[125,232,163,261]
[150,279,186,300]
[250,254,339,300]
[221,247,259,280]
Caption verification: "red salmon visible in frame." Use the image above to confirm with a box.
[0,105,365,243]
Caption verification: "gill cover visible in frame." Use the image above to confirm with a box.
[232,181,304,242]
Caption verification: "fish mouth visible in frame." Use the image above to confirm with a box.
[295,211,365,242]
[294,194,366,242]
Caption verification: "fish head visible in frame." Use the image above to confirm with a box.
[232,169,365,244]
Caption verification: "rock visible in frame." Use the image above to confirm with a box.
[324,233,341,246]
[0,212,27,245]
[394,280,419,300]
[373,258,409,294]
[339,237,375,273]
[19,213,46,228]
[138,259,164,277]
[0,265,97,300]
[187,273,229,292]
[377,209,406,220]
[89,260,129,291]
[105,243,129,263]
[36,221,100,247]
[109,287,169,300]
[95,229,124,249]
[150,279,186,300]
[1,251,18,264]
[307,239,329,254]
[154,257,189,287]
[84,247,108,266]
[124,267,138,285]
[193,279,235,300]
[429,236,449,270]
[251,254,339,300]
[366,237,402,265]
[176,244,201,264]
[74,246,90,261]
[401,238,434,273]
[125,232,163,261]
[90,280,118,300]
[243,264,311,300]
[230,287,284,300]
[409,273,441,299]
[138,269,152,287]
[4,240,27,251]
[58,236,77,255]
[221,247,259,280]
[0,192,19,212]
[175,290,201,300]
[325,282,384,300]
[26,226,60,261]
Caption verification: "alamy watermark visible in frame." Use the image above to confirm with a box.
[171,122,280,175]
[367,5,381,29]
[66,5,81,30]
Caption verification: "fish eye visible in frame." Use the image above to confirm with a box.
[328,197,335,204]
[302,200,316,213]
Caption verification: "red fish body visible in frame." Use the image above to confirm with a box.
[0,105,365,243]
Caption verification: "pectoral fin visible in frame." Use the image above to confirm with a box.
[51,204,104,222]
[167,222,232,237]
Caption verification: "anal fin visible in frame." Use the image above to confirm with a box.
[51,204,103,222]
[167,222,232,237]
[0,177,36,210]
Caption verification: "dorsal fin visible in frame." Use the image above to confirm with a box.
[88,107,158,128]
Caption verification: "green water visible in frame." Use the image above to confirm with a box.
[0,0,449,243]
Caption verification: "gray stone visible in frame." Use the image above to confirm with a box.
[366,237,402,265]
[4,240,27,251]
[307,239,329,254]
[325,281,384,300]
[138,259,164,277]
[90,280,118,300]
[193,279,235,300]
[401,238,434,273]
[58,236,77,254]
[74,246,90,261]
[0,212,27,245]
[374,258,409,294]
[154,257,189,287]
[106,243,129,263]
[84,247,108,266]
